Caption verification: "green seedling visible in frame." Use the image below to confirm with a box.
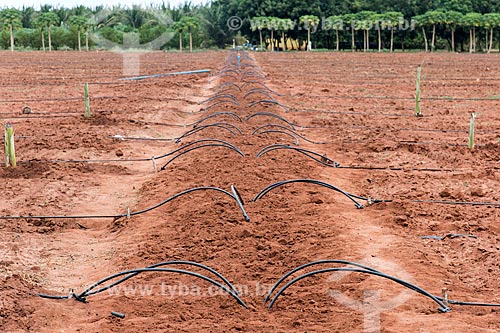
[84,83,91,118]
[468,112,476,149]
[4,123,16,167]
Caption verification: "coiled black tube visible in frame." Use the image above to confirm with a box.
[175,123,242,143]
[256,145,340,167]
[192,112,242,128]
[159,143,244,170]
[247,100,289,113]
[252,124,327,144]
[246,112,296,130]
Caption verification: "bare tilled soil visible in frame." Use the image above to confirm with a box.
[1,50,500,332]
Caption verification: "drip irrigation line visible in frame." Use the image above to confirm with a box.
[193,112,242,128]
[247,100,289,113]
[253,124,327,144]
[216,82,241,92]
[0,186,249,221]
[175,122,242,143]
[347,124,500,135]
[266,267,450,313]
[155,139,243,160]
[257,145,340,167]
[246,112,296,130]
[78,261,240,297]
[120,69,211,81]
[202,100,240,112]
[256,130,299,146]
[240,81,273,92]
[0,115,75,119]
[109,135,174,142]
[0,96,127,103]
[243,90,276,101]
[39,267,247,308]
[420,234,477,241]
[337,165,455,172]
[253,179,377,209]
[289,94,500,102]
[411,199,500,207]
[198,94,240,106]
[243,87,284,98]
[293,108,416,118]
[159,143,245,170]
[210,73,239,82]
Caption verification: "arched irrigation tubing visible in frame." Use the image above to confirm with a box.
[198,94,240,106]
[256,145,340,167]
[0,186,250,221]
[252,179,380,209]
[175,122,243,143]
[154,139,244,160]
[215,82,241,92]
[243,90,277,101]
[201,100,240,112]
[252,124,327,144]
[265,266,449,312]
[243,88,284,98]
[159,143,245,170]
[255,130,299,146]
[39,267,247,308]
[192,112,242,128]
[76,261,239,298]
[240,81,274,92]
[246,112,296,130]
[247,100,289,113]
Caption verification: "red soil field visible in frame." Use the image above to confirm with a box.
[1,50,500,332]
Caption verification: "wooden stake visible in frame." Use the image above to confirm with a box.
[415,65,422,117]
[4,123,16,167]
[84,83,91,118]
[468,112,476,149]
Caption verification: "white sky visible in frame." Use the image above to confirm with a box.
[0,0,208,10]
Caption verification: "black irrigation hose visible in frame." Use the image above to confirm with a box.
[240,81,272,91]
[159,143,245,170]
[155,139,243,160]
[79,261,240,297]
[266,267,450,313]
[247,100,289,113]
[411,199,500,208]
[175,123,242,143]
[253,124,327,144]
[264,260,379,303]
[256,130,299,146]
[243,88,284,98]
[252,179,371,209]
[192,112,242,128]
[198,94,240,106]
[337,165,455,172]
[39,267,247,308]
[216,82,241,92]
[202,100,240,112]
[0,186,249,221]
[256,145,340,167]
[210,73,239,82]
[243,90,276,101]
[246,112,296,130]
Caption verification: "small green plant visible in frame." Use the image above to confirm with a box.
[4,123,16,167]
[468,112,476,149]
[415,64,422,117]
[84,83,91,118]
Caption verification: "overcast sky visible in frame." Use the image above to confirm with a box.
[0,0,208,9]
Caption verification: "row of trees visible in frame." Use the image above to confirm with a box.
[251,11,500,53]
[0,1,499,52]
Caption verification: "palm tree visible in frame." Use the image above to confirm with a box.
[299,15,319,51]
[251,16,267,51]
[413,14,429,52]
[424,10,445,51]
[325,15,343,51]
[0,9,22,51]
[483,13,500,53]
[32,15,46,51]
[267,17,280,51]
[173,19,185,52]
[462,12,483,53]
[38,12,59,51]
[69,15,89,51]
[343,13,357,52]
[382,11,404,52]
[182,16,199,53]
[278,18,294,51]
[443,11,463,52]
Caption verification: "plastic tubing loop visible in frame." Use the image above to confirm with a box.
[155,139,243,160]
[256,145,340,167]
[255,130,299,146]
[198,94,240,106]
[201,100,240,112]
[175,123,242,143]
[252,179,373,209]
[159,143,245,170]
[0,186,248,220]
[247,100,289,113]
[252,124,327,144]
[39,267,247,308]
[240,81,273,91]
[245,112,296,130]
[192,112,242,128]
[266,267,450,313]
[243,88,284,98]
[216,82,241,92]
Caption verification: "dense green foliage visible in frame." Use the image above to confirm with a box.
[0,1,499,51]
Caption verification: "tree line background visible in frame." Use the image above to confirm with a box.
[0,0,499,52]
